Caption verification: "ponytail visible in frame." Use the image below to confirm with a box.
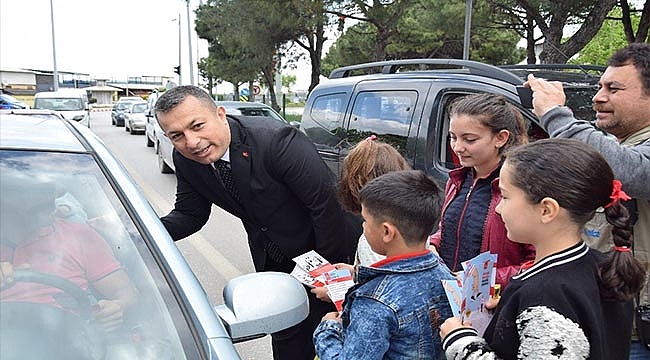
[598,201,646,302]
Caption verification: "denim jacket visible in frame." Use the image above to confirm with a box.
[313,250,454,360]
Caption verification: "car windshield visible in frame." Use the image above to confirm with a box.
[227,106,286,123]
[34,98,83,111]
[132,103,147,113]
[0,150,193,359]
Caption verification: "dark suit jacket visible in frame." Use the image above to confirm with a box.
[161,115,360,272]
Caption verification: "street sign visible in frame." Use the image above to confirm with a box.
[240,88,250,96]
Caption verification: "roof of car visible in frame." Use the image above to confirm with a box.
[216,100,273,109]
[0,110,86,152]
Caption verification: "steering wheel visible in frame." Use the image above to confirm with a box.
[1,269,105,360]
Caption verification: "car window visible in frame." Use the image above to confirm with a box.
[34,98,83,111]
[132,103,147,113]
[432,91,548,172]
[0,150,198,359]
[347,90,417,152]
[309,93,347,132]
[236,107,285,122]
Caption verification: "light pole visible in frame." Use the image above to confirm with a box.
[463,0,473,60]
[49,0,59,91]
[185,0,195,85]
[172,14,182,85]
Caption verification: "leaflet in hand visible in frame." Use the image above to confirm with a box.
[441,251,498,335]
[291,250,355,312]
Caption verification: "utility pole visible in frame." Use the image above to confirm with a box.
[463,0,473,60]
[178,13,182,85]
[49,0,59,91]
[186,0,194,85]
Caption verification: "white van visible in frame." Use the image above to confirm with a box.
[33,89,91,127]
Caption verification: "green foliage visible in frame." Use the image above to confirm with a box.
[322,0,526,71]
[572,8,640,65]
[282,75,297,91]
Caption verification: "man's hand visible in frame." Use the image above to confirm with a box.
[93,299,125,332]
[524,74,567,118]
[0,262,14,287]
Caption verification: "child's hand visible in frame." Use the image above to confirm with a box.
[486,295,500,310]
[321,311,342,323]
[440,316,473,341]
[333,263,354,273]
[311,286,332,302]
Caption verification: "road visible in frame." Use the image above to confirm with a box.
[89,111,273,359]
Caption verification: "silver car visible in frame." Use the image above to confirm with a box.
[0,109,308,360]
[124,101,148,135]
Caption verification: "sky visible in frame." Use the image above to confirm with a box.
[0,0,313,91]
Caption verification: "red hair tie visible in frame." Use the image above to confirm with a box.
[604,180,631,209]
[365,135,377,141]
[615,246,631,253]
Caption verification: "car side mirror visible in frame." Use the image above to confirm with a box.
[215,271,309,343]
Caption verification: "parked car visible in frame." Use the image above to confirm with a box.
[0,109,309,360]
[0,93,29,109]
[300,59,602,186]
[155,100,294,174]
[145,91,165,149]
[33,89,90,127]
[112,96,144,127]
[124,101,148,135]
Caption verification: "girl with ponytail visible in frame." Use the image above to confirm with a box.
[440,138,645,360]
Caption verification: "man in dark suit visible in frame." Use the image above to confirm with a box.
[154,85,360,360]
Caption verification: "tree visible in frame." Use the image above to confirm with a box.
[488,0,618,63]
[196,0,298,109]
[619,0,650,43]
[282,74,297,93]
[326,0,415,61]
[321,0,525,72]
[573,5,645,65]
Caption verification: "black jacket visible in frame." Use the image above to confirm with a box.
[161,115,360,271]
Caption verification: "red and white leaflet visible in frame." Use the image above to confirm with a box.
[290,265,325,288]
[324,268,355,312]
[292,250,336,278]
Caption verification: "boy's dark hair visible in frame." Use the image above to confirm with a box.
[505,138,645,301]
[608,43,650,96]
[154,85,216,116]
[358,170,442,245]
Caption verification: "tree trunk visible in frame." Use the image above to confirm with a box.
[538,0,618,63]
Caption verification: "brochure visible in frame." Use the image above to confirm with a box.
[441,251,498,335]
[291,250,355,312]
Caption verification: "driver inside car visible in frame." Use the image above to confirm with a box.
[0,183,137,333]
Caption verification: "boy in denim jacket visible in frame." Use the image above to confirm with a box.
[313,170,454,359]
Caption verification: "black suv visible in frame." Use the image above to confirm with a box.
[300,59,603,185]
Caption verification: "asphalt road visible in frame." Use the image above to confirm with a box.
[89,111,273,359]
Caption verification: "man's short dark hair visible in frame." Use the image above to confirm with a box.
[608,43,650,96]
[359,170,442,245]
[154,85,216,116]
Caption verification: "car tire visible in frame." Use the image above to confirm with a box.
[146,135,154,147]
[111,117,115,125]
[158,150,173,174]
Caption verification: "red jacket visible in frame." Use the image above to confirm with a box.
[430,167,535,288]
